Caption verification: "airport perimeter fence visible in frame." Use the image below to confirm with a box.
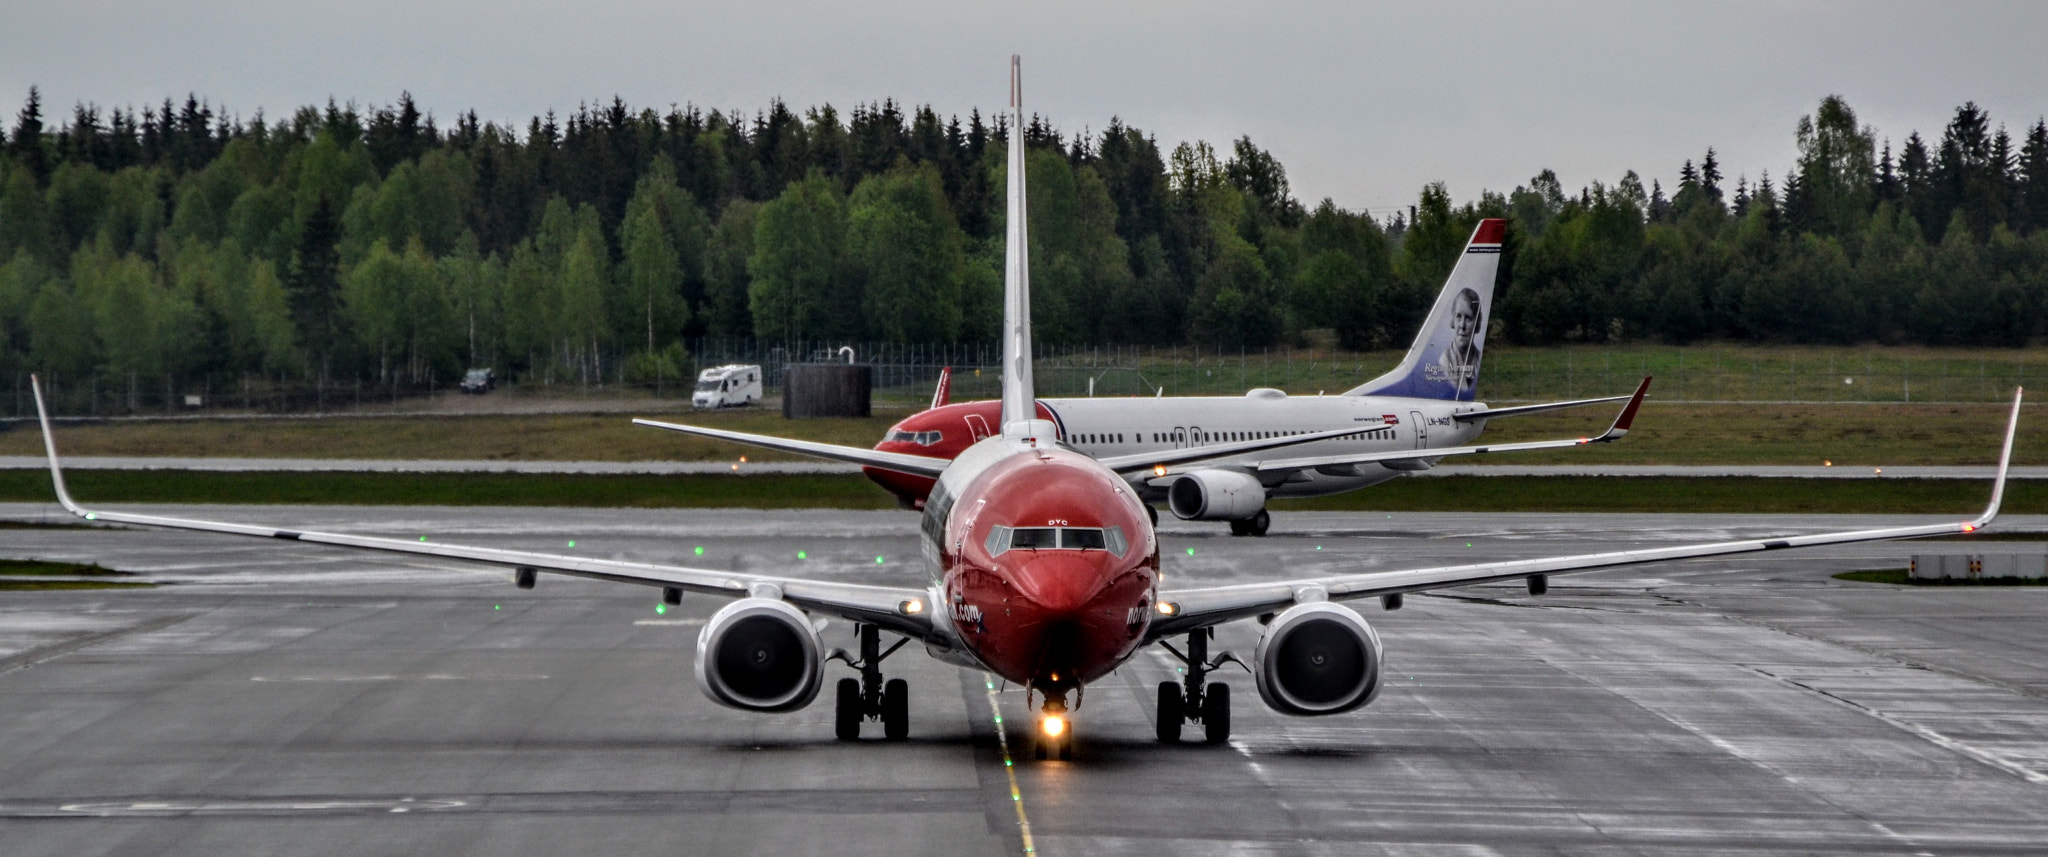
[8,343,2043,418]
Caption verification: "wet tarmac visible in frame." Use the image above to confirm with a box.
[3,504,2046,856]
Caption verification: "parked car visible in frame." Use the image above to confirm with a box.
[460,368,496,394]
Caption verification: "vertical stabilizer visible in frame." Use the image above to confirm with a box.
[1346,218,1504,401]
[1000,55,1047,439]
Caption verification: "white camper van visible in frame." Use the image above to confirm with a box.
[692,364,762,408]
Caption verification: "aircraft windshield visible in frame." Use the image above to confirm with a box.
[983,525,1127,558]
[884,430,943,446]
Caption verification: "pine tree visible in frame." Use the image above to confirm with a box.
[1701,148,1723,204]
[11,87,47,182]
[2019,120,2048,233]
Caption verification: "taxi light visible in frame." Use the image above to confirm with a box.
[1041,714,1066,738]
[1156,602,1178,616]
[1153,465,1167,477]
[1962,524,1977,533]
[739,456,748,463]
[899,598,924,615]
[1824,460,1833,467]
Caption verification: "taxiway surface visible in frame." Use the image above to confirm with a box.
[2,505,2046,856]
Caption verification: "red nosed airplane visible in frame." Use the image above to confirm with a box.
[31,58,2022,761]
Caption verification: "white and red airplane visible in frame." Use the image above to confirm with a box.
[861,217,1649,535]
[31,58,2021,760]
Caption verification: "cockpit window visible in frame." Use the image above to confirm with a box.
[1010,527,1060,549]
[884,429,943,446]
[984,525,1127,558]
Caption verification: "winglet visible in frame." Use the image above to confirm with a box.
[29,375,85,517]
[1972,386,2023,528]
[1596,376,1653,440]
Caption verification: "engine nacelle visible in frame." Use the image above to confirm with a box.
[1167,469,1267,521]
[1253,601,1383,716]
[694,597,824,712]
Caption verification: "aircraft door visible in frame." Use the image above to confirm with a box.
[965,414,993,442]
[1172,427,1189,449]
[1410,410,1427,449]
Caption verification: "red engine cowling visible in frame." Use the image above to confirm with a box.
[695,598,824,712]
[1253,601,1383,716]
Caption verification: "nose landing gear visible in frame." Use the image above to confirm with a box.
[1157,629,1237,743]
[1034,696,1073,761]
[830,624,909,740]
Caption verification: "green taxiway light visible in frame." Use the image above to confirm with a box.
[875,555,885,564]
[567,541,576,548]
[694,546,704,556]
[493,604,500,610]
[797,551,807,560]
[1186,547,1195,556]
[657,603,667,615]
[418,536,428,542]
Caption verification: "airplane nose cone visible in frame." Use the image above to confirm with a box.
[1010,552,1113,615]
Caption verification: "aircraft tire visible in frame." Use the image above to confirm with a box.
[1146,504,1159,526]
[1228,519,1251,537]
[834,678,861,741]
[1249,510,1270,537]
[882,678,910,740]
[1202,682,1231,744]
[1156,681,1183,743]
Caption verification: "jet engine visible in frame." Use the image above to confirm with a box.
[1253,601,1383,716]
[1167,470,1267,521]
[694,597,825,712]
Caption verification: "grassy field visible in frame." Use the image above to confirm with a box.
[0,558,151,590]
[944,343,2045,405]
[0,407,912,462]
[1,400,2034,467]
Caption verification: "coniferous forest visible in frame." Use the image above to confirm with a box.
[1,89,2046,402]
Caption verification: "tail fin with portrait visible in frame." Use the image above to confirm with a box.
[1345,218,1504,402]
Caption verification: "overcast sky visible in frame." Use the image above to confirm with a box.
[6,1,2045,215]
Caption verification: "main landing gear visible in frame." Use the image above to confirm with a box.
[1157,629,1235,744]
[1227,510,1271,537]
[832,624,909,741]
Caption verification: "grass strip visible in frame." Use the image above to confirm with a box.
[0,469,901,510]
[1832,568,2048,586]
[0,470,2042,515]
[0,558,152,590]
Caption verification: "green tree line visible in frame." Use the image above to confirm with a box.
[1,90,2045,400]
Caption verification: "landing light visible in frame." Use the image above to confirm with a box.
[1156,602,1179,616]
[1824,460,1833,467]
[1153,465,1167,477]
[1963,524,1977,533]
[900,598,924,615]
[1041,714,1066,738]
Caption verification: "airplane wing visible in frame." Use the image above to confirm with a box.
[29,378,939,642]
[1242,376,1651,477]
[1451,391,1634,422]
[632,418,952,478]
[1147,387,2021,640]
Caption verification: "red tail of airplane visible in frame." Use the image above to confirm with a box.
[930,367,952,409]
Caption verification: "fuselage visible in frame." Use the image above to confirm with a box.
[920,432,1160,695]
[870,393,1490,509]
